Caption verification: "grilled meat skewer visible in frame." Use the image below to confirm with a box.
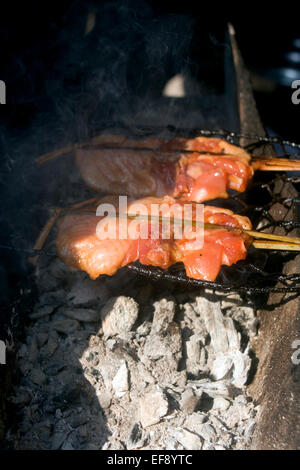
[75,136,300,203]
[56,196,252,282]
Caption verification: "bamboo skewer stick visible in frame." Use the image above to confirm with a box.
[35,142,237,165]
[242,229,300,245]
[116,212,300,246]
[35,138,300,172]
[252,240,300,251]
[36,134,125,165]
[57,196,300,246]
[28,207,62,265]
[36,144,77,166]
[27,205,300,262]
[252,157,300,171]
[66,197,102,211]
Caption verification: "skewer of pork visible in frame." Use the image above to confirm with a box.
[55,196,300,282]
[37,135,300,203]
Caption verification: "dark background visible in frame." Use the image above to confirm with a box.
[0,1,299,139]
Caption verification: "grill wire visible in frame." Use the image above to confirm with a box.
[6,128,299,295]
[119,129,300,293]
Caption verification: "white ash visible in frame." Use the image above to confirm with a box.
[4,257,258,450]
[139,387,169,428]
[101,296,139,337]
[112,361,129,398]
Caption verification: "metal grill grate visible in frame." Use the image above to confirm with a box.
[4,129,299,294]
[122,129,300,293]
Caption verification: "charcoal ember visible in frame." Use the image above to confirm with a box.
[29,368,47,386]
[61,441,74,450]
[66,278,110,307]
[179,388,200,414]
[231,351,252,388]
[136,321,152,338]
[145,355,186,388]
[18,359,32,376]
[186,334,201,362]
[51,430,69,450]
[136,362,155,385]
[220,293,242,309]
[27,336,38,363]
[140,318,184,387]
[244,419,256,438]
[220,396,255,431]
[210,349,251,388]
[143,322,182,360]
[36,290,66,308]
[139,387,169,428]
[69,414,88,428]
[211,353,233,380]
[196,298,252,388]
[151,298,176,334]
[17,343,27,359]
[190,379,232,398]
[174,428,203,450]
[30,305,55,320]
[101,296,139,337]
[227,306,258,339]
[44,333,59,356]
[112,361,129,398]
[52,319,80,333]
[62,308,101,323]
[198,298,230,352]
[17,420,53,450]
[37,272,59,292]
[212,397,230,411]
[96,390,112,410]
[10,388,32,406]
[222,405,242,429]
[196,422,216,443]
[127,422,148,450]
[6,269,258,450]
[97,355,127,392]
[185,334,207,376]
[180,302,208,338]
[184,412,206,432]
[48,258,71,280]
[164,436,180,450]
[36,333,48,348]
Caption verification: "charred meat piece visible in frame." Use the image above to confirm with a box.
[56,196,252,281]
[76,137,253,202]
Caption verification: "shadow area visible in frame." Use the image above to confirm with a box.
[2,253,189,450]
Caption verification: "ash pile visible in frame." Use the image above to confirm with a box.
[5,251,258,450]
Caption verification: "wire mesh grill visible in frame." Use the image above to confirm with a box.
[119,129,300,293]
[6,128,299,294]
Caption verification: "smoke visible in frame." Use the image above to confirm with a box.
[53,1,197,138]
[0,0,236,289]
